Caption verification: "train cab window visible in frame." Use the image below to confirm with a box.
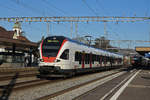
[60,49,69,60]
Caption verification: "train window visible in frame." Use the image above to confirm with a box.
[106,56,109,62]
[96,55,99,61]
[79,53,82,64]
[75,52,79,61]
[92,54,95,64]
[75,52,82,64]
[85,54,87,64]
[85,54,90,64]
[112,57,115,63]
[60,49,69,60]
[101,56,104,62]
[119,58,122,63]
[87,54,90,64]
[103,56,106,64]
[99,56,103,64]
[110,57,112,63]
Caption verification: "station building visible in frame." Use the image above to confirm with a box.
[0,22,38,67]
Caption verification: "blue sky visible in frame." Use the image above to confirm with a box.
[0,0,150,48]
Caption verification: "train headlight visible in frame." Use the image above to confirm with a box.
[55,59,61,62]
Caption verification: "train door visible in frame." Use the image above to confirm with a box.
[110,57,113,68]
[104,56,106,67]
[99,56,102,67]
[90,53,92,68]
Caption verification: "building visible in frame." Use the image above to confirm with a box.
[0,22,38,67]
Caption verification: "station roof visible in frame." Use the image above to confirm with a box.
[135,47,150,51]
[135,47,150,56]
[0,26,38,52]
[0,37,38,47]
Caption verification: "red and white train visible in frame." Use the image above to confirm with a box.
[38,36,123,77]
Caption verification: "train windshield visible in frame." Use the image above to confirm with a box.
[42,36,65,57]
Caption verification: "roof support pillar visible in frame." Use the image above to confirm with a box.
[12,44,16,62]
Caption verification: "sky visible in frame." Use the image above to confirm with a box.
[0,0,150,48]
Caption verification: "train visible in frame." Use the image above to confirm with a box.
[38,36,124,77]
[131,55,149,67]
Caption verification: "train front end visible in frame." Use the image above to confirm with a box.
[38,36,69,76]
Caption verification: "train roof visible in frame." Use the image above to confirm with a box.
[44,36,123,58]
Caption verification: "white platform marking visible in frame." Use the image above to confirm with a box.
[109,70,141,100]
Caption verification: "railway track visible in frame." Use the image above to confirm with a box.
[0,72,39,81]
[37,68,136,100]
[0,70,115,95]
[0,67,134,100]
[0,67,39,86]
[0,67,38,76]
[37,71,122,100]
[0,79,53,94]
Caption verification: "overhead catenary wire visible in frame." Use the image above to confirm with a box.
[0,1,24,15]
[9,0,45,16]
[38,0,58,16]
[96,0,110,15]
[145,0,149,16]
[0,4,18,13]
[82,0,99,16]
[41,0,68,15]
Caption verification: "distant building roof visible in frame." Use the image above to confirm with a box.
[0,26,38,48]
[0,26,14,39]
[0,26,31,42]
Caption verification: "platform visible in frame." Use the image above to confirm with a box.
[75,69,150,100]
[118,70,150,100]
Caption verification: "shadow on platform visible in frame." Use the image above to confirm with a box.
[0,73,19,100]
[136,66,150,70]
[141,76,150,80]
